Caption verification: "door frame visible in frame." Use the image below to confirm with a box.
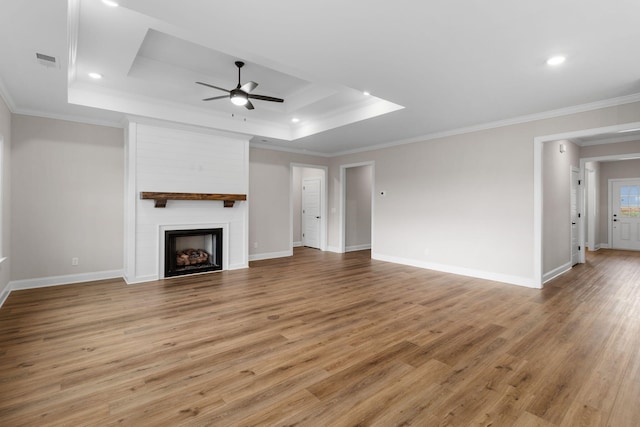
[608,177,640,249]
[570,166,580,266]
[290,163,328,252]
[534,121,640,287]
[339,161,374,254]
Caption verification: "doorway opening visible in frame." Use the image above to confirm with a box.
[535,121,640,287]
[340,162,374,254]
[291,164,328,252]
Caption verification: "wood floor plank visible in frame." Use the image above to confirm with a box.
[1,248,640,425]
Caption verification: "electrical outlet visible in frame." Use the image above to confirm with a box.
[72,257,79,266]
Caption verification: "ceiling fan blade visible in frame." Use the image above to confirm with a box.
[240,81,258,93]
[248,94,284,103]
[245,100,255,110]
[202,95,229,101]
[195,81,230,93]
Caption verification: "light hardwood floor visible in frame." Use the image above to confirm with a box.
[1,248,639,426]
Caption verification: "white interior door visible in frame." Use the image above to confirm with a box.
[302,178,321,249]
[571,168,580,265]
[611,179,640,251]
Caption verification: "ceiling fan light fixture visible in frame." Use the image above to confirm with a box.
[230,91,248,106]
[546,55,566,66]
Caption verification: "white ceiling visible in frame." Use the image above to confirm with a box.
[1,0,639,155]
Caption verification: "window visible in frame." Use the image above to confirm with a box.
[620,185,640,218]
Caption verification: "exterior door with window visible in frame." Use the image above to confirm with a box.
[611,179,640,251]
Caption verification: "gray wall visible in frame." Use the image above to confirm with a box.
[249,148,328,256]
[10,115,124,281]
[0,97,10,297]
[328,102,640,285]
[2,100,640,288]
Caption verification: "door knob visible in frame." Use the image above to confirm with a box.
[315,216,321,219]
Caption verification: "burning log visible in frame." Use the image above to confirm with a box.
[176,248,209,266]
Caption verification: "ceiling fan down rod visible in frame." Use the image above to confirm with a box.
[235,61,244,88]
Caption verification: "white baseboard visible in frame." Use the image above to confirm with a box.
[346,244,371,252]
[123,274,158,285]
[600,243,611,249]
[371,252,540,288]
[249,250,293,262]
[293,241,303,248]
[0,288,10,308]
[326,245,342,253]
[9,270,124,291]
[543,261,572,284]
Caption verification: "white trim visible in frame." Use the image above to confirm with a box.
[372,253,539,289]
[249,250,293,262]
[543,261,572,284]
[0,288,10,308]
[600,243,611,249]
[0,76,17,112]
[123,275,158,285]
[8,270,123,291]
[327,245,342,253]
[571,166,582,267]
[293,241,303,247]
[123,121,137,284]
[346,244,371,252]
[251,140,330,158]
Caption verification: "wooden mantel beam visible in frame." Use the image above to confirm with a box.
[140,192,247,208]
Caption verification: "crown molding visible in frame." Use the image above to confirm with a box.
[249,140,331,157]
[0,76,17,113]
[12,107,123,129]
[330,92,640,157]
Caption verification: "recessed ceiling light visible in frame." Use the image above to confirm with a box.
[88,72,103,79]
[291,118,300,123]
[363,91,371,96]
[546,55,566,66]
[102,0,119,7]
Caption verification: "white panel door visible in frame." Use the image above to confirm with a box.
[612,179,640,251]
[302,178,321,249]
[571,169,580,265]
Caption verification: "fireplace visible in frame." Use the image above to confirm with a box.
[164,228,223,278]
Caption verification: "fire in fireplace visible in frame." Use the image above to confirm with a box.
[164,228,223,277]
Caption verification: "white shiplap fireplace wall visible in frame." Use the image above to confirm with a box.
[124,121,250,284]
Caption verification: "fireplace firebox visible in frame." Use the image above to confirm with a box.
[164,228,223,277]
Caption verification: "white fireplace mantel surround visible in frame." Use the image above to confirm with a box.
[124,120,250,284]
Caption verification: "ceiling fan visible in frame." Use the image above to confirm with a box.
[196,61,284,110]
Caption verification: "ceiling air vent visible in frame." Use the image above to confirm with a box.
[36,52,58,68]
